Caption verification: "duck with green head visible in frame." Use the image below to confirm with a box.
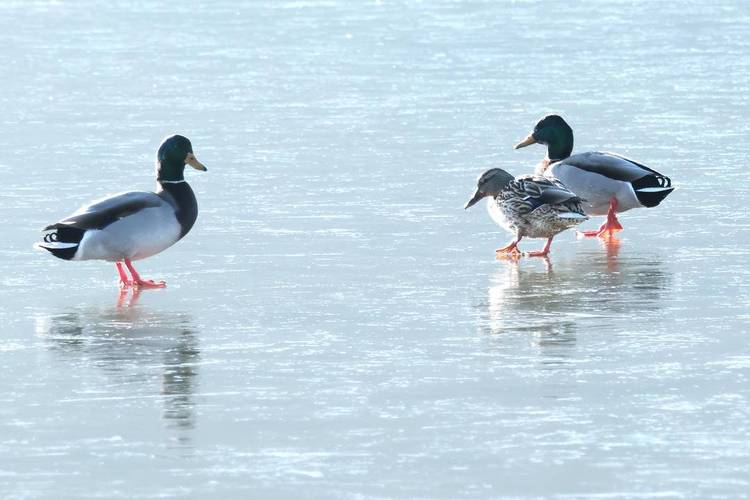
[36,135,207,287]
[514,115,674,237]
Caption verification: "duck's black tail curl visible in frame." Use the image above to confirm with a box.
[632,174,674,208]
[35,226,86,260]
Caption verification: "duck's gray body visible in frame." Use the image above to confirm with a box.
[544,151,673,216]
[39,181,198,262]
[489,175,588,239]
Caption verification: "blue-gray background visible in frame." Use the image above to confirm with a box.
[1,1,748,498]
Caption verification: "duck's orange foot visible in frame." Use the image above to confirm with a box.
[579,197,623,238]
[496,237,522,253]
[133,279,166,289]
[525,250,549,257]
[496,240,522,259]
[524,237,553,257]
[121,259,167,289]
[598,228,622,239]
[608,217,624,231]
[496,246,521,254]
[578,219,624,238]
[496,249,522,260]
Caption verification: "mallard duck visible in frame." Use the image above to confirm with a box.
[514,115,674,237]
[465,168,588,257]
[35,135,207,288]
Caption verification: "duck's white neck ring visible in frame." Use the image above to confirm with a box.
[159,179,186,184]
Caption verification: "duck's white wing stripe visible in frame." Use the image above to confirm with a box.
[636,186,674,192]
[557,212,588,219]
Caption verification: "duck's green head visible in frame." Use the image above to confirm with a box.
[514,115,573,161]
[156,135,207,182]
[464,168,515,209]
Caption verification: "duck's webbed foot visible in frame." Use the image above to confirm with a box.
[525,237,553,257]
[123,259,166,288]
[496,237,522,259]
[134,279,167,288]
[579,223,618,238]
[596,218,623,238]
[579,197,623,238]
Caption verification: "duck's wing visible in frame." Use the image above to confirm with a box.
[512,175,583,207]
[558,151,670,184]
[43,191,165,231]
[556,151,673,208]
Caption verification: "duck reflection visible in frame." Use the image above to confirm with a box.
[483,243,671,364]
[35,289,199,442]
[486,259,578,366]
[577,241,671,314]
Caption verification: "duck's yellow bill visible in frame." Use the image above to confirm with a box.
[185,153,207,171]
[514,134,537,149]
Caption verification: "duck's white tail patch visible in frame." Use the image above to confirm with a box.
[35,240,80,260]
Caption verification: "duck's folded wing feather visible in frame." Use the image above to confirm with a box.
[559,151,663,182]
[514,175,582,206]
[44,191,164,231]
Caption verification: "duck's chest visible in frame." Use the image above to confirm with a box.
[487,196,523,231]
[159,181,199,238]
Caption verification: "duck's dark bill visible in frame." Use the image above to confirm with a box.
[514,134,537,149]
[186,154,207,171]
[464,190,484,209]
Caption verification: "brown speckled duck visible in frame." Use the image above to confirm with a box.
[465,168,588,257]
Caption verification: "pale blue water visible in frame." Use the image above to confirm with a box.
[1,1,750,498]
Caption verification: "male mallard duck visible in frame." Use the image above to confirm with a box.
[514,115,674,237]
[36,135,207,288]
[465,168,588,257]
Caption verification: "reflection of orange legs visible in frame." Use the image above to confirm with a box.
[579,197,623,238]
[600,235,622,271]
[117,287,142,308]
[122,258,166,288]
[496,236,522,258]
[526,237,553,257]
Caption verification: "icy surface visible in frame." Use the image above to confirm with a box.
[1,1,749,498]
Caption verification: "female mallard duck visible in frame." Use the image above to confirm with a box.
[465,168,588,257]
[36,135,207,288]
[514,115,674,237]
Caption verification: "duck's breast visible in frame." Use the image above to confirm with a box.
[486,197,516,233]
[75,204,181,261]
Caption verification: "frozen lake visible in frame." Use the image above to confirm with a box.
[2,1,750,498]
